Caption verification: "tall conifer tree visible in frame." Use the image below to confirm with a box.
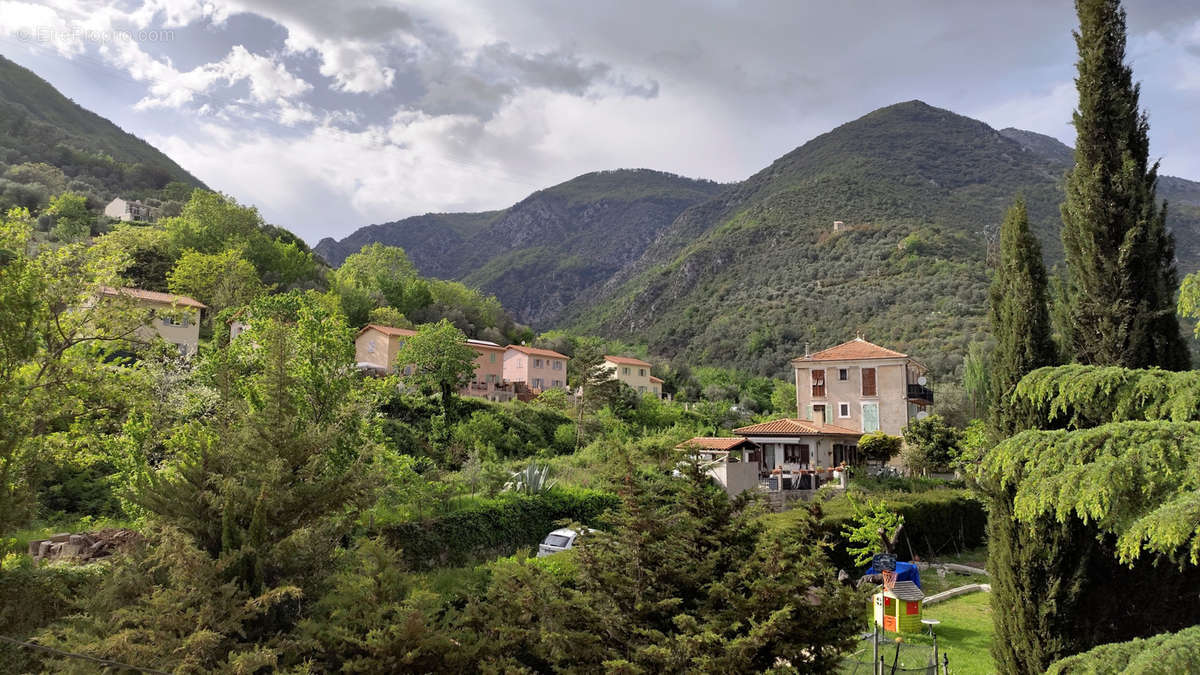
[988,199,1057,433]
[1060,0,1189,370]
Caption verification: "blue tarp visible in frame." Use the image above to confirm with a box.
[864,561,922,589]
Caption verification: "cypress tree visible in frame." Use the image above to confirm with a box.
[1060,0,1189,370]
[988,199,1057,433]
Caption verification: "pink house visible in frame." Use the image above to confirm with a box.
[463,339,512,401]
[503,345,569,391]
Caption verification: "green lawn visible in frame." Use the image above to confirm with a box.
[910,591,995,674]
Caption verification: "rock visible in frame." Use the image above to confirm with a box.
[28,540,44,556]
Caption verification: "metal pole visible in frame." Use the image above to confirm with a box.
[942,652,949,675]
[932,632,939,675]
[873,624,879,675]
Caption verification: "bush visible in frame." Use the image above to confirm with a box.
[379,488,620,569]
[765,487,987,572]
[0,554,105,671]
[1045,624,1200,674]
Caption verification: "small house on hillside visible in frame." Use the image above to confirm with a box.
[99,286,205,357]
[355,324,418,374]
[792,337,932,436]
[503,345,569,392]
[104,197,159,223]
[603,355,661,398]
[675,437,761,497]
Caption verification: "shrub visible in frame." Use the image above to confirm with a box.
[0,554,105,671]
[379,488,620,569]
[1045,624,1200,675]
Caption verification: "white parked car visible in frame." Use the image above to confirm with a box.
[537,527,580,557]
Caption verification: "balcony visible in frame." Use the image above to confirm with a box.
[907,383,934,404]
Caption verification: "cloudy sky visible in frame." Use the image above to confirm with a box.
[3,0,1200,244]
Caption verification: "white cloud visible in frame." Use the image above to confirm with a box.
[971,81,1078,145]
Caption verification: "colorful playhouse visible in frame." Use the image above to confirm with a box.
[873,580,926,633]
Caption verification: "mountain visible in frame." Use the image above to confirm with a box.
[0,53,205,208]
[315,169,722,325]
[558,101,1200,378]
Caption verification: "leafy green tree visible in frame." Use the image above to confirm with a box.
[47,192,92,242]
[770,378,797,415]
[842,496,904,567]
[0,208,142,528]
[92,225,174,291]
[395,319,477,411]
[857,431,902,464]
[1059,0,1188,371]
[989,199,1058,433]
[900,414,961,475]
[167,248,266,316]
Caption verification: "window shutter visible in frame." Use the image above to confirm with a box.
[825,405,833,423]
[862,368,877,396]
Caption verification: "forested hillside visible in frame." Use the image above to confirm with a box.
[0,54,205,215]
[561,101,1200,378]
[315,169,722,325]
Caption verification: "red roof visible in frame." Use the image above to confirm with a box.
[605,354,652,367]
[360,324,418,337]
[507,344,569,359]
[792,337,907,362]
[675,437,755,451]
[648,375,664,384]
[733,418,862,437]
[100,286,206,309]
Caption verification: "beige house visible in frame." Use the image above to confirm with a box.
[99,287,205,356]
[103,197,158,222]
[733,418,862,484]
[676,437,761,497]
[503,345,569,391]
[463,339,513,401]
[602,355,661,398]
[355,324,418,374]
[791,337,932,436]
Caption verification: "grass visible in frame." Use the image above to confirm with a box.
[907,591,994,674]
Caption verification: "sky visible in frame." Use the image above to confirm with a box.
[2,1,1200,245]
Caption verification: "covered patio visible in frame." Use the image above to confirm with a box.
[732,418,862,492]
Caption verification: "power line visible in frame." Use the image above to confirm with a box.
[0,634,170,674]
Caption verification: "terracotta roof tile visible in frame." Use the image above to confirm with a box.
[100,286,206,309]
[507,345,569,359]
[733,418,862,436]
[605,355,652,367]
[648,375,664,384]
[360,324,418,337]
[792,337,907,362]
[675,437,754,451]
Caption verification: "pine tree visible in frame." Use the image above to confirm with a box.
[1060,0,1189,370]
[988,199,1057,433]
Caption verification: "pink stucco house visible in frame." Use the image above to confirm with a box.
[503,345,569,391]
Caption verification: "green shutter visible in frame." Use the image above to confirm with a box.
[825,405,834,423]
[862,403,879,432]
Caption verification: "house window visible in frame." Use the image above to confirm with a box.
[862,402,880,433]
[833,443,858,466]
[553,380,562,387]
[812,403,828,422]
[553,361,562,370]
[638,385,646,393]
[838,368,848,381]
[490,353,496,363]
[862,368,877,396]
[367,340,376,354]
[639,368,646,377]
[811,369,826,397]
[783,444,810,464]
[622,367,630,375]
[535,358,543,368]
[838,402,850,418]
[533,378,544,388]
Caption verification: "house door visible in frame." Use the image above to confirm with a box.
[862,402,880,433]
[762,444,777,472]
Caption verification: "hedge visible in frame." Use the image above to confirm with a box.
[380,488,621,569]
[0,555,106,672]
[1045,624,1200,674]
[763,488,988,573]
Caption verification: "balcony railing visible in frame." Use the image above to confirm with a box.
[907,384,934,404]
